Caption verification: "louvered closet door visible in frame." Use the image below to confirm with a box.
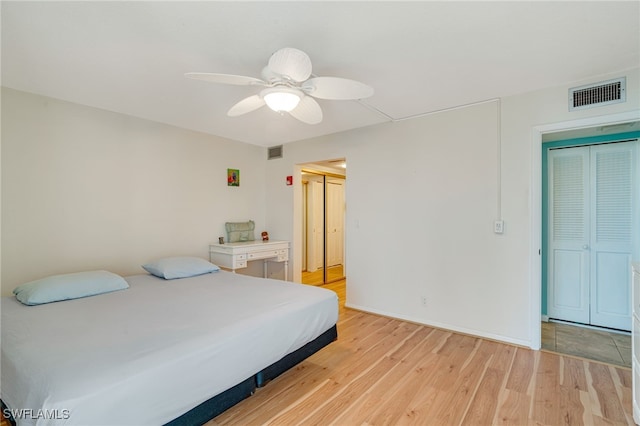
[548,140,638,331]
[589,142,636,330]
[548,147,591,325]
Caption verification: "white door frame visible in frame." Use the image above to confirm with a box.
[293,163,347,284]
[529,110,640,350]
[293,165,304,283]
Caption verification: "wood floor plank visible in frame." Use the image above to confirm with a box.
[331,327,439,425]
[362,336,451,425]
[428,340,503,424]
[615,366,633,389]
[390,339,494,425]
[215,320,401,425]
[559,384,586,425]
[461,366,504,425]
[359,352,443,426]
[613,366,635,425]
[532,351,562,425]
[561,356,588,391]
[588,362,628,424]
[213,346,350,425]
[505,347,536,394]
[296,349,416,425]
[393,384,444,425]
[429,334,482,392]
[433,359,492,425]
[260,321,420,425]
[494,388,532,425]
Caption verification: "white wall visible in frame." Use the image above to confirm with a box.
[1,88,267,295]
[265,68,640,348]
[3,67,638,347]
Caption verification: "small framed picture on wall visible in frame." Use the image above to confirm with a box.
[227,168,240,187]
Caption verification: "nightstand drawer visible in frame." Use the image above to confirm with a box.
[277,250,288,261]
[248,250,279,260]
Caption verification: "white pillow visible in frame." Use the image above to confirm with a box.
[142,256,220,280]
[13,270,129,306]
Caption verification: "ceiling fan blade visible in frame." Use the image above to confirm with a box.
[185,72,266,86]
[267,47,312,82]
[227,95,266,117]
[303,77,374,100]
[289,96,323,125]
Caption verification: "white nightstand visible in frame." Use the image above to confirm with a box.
[209,240,289,280]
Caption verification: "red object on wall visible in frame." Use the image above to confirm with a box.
[286,176,293,186]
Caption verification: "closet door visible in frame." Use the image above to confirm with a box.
[589,142,636,330]
[548,140,637,331]
[548,147,591,324]
[326,179,344,268]
[305,178,324,273]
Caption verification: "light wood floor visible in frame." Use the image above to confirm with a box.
[209,279,633,425]
[302,265,345,285]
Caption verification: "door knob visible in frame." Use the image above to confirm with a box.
[582,244,589,249]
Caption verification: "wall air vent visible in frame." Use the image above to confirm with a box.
[267,145,283,160]
[569,77,626,111]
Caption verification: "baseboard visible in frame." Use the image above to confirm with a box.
[345,302,532,349]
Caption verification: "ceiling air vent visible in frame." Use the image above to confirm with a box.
[569,77,626,111]
[267,145,283,160]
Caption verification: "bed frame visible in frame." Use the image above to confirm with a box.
[1,325,337,426]
[167,324,337,425]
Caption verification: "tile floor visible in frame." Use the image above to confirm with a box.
[541,321,631,368]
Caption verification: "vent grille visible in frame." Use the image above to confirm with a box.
[569,77,625,111]
[267,145,283,160]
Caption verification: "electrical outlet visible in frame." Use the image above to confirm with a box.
[494,220,504,234]
[421,296,427,307]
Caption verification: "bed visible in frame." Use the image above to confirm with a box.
[1,265,339,425]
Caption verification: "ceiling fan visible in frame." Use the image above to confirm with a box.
[185,47,374,125]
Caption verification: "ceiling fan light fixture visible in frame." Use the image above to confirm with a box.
[187,47,372,124]
[262,87,301,112]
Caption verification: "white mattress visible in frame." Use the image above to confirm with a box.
[1,271,338,425]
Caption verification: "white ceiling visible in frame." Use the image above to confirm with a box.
[2,1,639,147]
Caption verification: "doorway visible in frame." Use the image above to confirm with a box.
[300,160,346,285]
[543,136,639,332]
[545,139,638,331]
[535,121,640,363]
[531,113,640,351]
